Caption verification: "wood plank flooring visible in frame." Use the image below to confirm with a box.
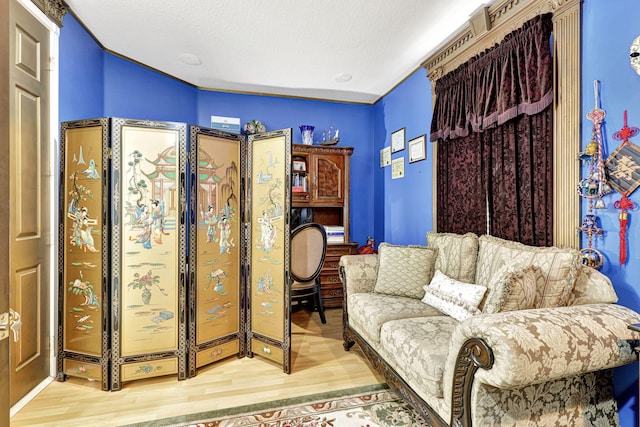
[10,309,383,426]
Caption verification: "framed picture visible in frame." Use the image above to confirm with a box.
[408,135,426,163]
[391,157,405,179]
[380,146,391,167]
[391,128,405,153]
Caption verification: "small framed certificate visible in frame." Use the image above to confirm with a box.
[408,135,426,163]
[380,146,391,167]
[391,157,405,179]
[391,128,405,153]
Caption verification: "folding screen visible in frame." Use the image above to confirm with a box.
[109,118,188,390]
[58,119,293,389]
[187,126,245,376]
[246,130,292,373]
[57,118,110,390]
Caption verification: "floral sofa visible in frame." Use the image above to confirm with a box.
[339,232,640,427]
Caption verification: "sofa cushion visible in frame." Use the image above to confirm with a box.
[482,265,540,314]
[476,235,580,309]
[422,270,487,321]
[347,292,443,343]
[373,243,438,299]
[567,265,618,305]
[427,231,479,283]
[380,316,459,398]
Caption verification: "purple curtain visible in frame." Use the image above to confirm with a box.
[431,14,554,246]
[436,134,487,236]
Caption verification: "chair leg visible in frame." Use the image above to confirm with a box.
[316,289,326,324]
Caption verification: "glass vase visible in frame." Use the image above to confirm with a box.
[299,125,314,145]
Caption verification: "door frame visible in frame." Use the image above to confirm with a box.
[6,0,60,419]
[1,0,11,424]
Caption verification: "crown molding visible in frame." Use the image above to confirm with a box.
[30,0,67,27]
[426,0,582,248]
[422,0,581,82]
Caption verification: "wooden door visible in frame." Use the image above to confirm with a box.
[9,0,52,405]
[1,0,10,423]
[312,154,344,205]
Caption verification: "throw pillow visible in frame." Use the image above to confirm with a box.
[373,243,438,299]
[421,270,487,321]
[566,264,618,305]
[475,235,581,309]
[426,231,479,283]
[482,265,540,314]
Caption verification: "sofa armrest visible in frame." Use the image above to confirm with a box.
[444,303,640,399]
[338,254,379,295]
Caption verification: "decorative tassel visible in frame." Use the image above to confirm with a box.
[614,195,635,265]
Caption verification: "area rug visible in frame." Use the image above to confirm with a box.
[122,384,429,427]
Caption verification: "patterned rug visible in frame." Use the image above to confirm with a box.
[122,384,429,427]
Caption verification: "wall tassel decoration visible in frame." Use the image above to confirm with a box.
[605,110,640,265]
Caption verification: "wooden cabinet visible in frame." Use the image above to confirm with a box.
[291,144,356,308]
[321,243,358,308]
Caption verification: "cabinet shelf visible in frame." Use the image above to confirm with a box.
[290,144,356,308]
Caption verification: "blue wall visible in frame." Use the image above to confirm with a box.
[374,70,433,245]
[59,1,640,424]
[59,13,376,247]
[59,13,103,122]
[103,54,198,123]
[582,1,640,425]
[196,91,375,244]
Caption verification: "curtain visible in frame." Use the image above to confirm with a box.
[431,13,554,246]
[487,109,553,245]
[436,133,487,236]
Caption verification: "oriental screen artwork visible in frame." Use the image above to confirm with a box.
[192,130,242,368]
[248,131,291,369]
[116,123,185,359]
[62,123,105,359]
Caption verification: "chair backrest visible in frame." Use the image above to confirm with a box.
[290,223,327,283]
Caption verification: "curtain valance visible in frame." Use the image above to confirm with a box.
[430,13,553,142]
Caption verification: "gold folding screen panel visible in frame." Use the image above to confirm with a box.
[188,126,245,376]
[57,118,110,390]
[247,130,292,373]
[110,118,188,390]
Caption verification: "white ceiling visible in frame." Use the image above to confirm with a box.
[65,0,495,104]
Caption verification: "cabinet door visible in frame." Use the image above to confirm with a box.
[312,154,344,205]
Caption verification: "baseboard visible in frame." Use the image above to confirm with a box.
[10,376,54,418]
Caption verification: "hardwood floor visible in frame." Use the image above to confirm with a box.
[10,309,383,426]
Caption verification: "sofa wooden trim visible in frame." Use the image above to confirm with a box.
[340,265,495,427]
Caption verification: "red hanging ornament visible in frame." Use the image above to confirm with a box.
[613,110,640,141]
[606,111,640,265]
[613,195,635,265]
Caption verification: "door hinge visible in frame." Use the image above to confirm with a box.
[0,309,22,342]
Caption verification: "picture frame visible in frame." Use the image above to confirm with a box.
[391,157,405,179]
[408,134,426,163]
[391,128,405,153]
[380,146,391,167]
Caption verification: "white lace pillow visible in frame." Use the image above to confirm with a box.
[421,270,487,321]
